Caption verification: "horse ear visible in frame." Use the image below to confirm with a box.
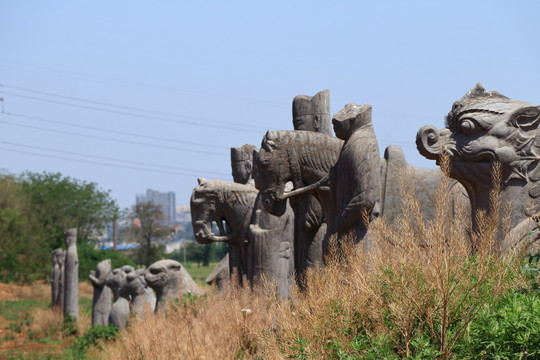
[197,177,207,185]
[511,106,540,131]
[264,131,277,151]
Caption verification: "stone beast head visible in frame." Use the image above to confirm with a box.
[417,83,540,230]
[254,130,342,217]
[190,178,257,245]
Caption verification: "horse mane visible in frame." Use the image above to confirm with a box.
[195,180,257,208]
[267,131,342,173]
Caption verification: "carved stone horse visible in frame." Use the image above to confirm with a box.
[254,130,343,249]
[191,178,258,282]
[254,130,469,255]
[190,177,295,296]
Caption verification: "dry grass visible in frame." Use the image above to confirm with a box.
[95,159,523,359]
[95,277,279,360]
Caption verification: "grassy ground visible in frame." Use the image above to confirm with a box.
[183,261,219,285]
[0,281,93,360]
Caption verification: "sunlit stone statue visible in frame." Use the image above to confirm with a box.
[145,259,204,312]
[331,104,381,242]
[291,90,331,285]
[63,228,79,321]
[120,268,156,316]
[89,259,112,326]
[105,265,134,328]
[417,83,540,252]
[51,248,65,308]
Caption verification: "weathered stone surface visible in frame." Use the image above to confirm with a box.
[330,103,381,243]
[144,259,204,312]
[291,91,332,284]
[254,130,343,253]
[51,248,65,309]
[417,83,540,251]
[63,228,78,320]
[191,178,258,281]
[205,253,230,289]
[89,259,112,326]
[380,146,468,226]
[231,144,257,185]
[247,194,295,298]
[120,268,156,316]
[292,89,332,136]
[105,266,133,328]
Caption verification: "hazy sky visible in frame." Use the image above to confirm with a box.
[1,1,540,210]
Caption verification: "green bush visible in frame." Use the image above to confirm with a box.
[455,291,540,359]
[78,242,135,280]
[64,325,119,359]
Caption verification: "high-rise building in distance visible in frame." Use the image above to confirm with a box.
[136,189,176,224]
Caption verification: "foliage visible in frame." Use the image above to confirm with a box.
[20,171,119,248]
[0,171,119,282]
[122,201,174,266]
[455,291,540,359]
[0,174,48,282]
[78,243,135,281]
[65,325,119,359]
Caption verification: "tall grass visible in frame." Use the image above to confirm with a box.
[95,158,524,359]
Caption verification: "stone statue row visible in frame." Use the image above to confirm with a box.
[192,84,540,296]
[191,90,465,296]
[52,243,203,327]
[99,259,203,327]
[51,228,79,322]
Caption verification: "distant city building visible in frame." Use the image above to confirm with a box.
[176,205,191,223]
[136,189,176,224]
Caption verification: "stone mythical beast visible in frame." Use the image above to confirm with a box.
[417,83,540,251]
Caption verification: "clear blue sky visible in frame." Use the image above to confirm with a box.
[1,1,539,210]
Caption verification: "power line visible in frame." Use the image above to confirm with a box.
[4,112,230,150]
[0,83,270,131]
[0,60,287,106]
[0,92,266,134]
[0,140,230,177]
[0,116,228,157]
[0,146,229,178]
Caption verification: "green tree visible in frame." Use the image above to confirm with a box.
[21,172,119,249]
[124,201,174,267]
[0,173,47,282]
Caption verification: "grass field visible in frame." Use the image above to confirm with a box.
[183,261,219,284]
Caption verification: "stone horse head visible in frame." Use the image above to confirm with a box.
[254,130,342,217]
[190,178,258,245]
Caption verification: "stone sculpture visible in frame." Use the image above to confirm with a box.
[105,265,134,328]
[63,228,78,321]
[292,89,333,136]
[144,259,204,312]
[233,143,296,297]
[191,178,258,281]
[246,193,295,298]
[89,259,112,326]
[205,253,230,289]
[330,104,381,242]
[254,130,343,251]
[380,145,468,226]
[51,248,65,308]
[231,144,257,185]
[254,129,467,255]
[291,90,332,284]
[417,83,540,251]
[120,268,156,316]
[192,154,296,297]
